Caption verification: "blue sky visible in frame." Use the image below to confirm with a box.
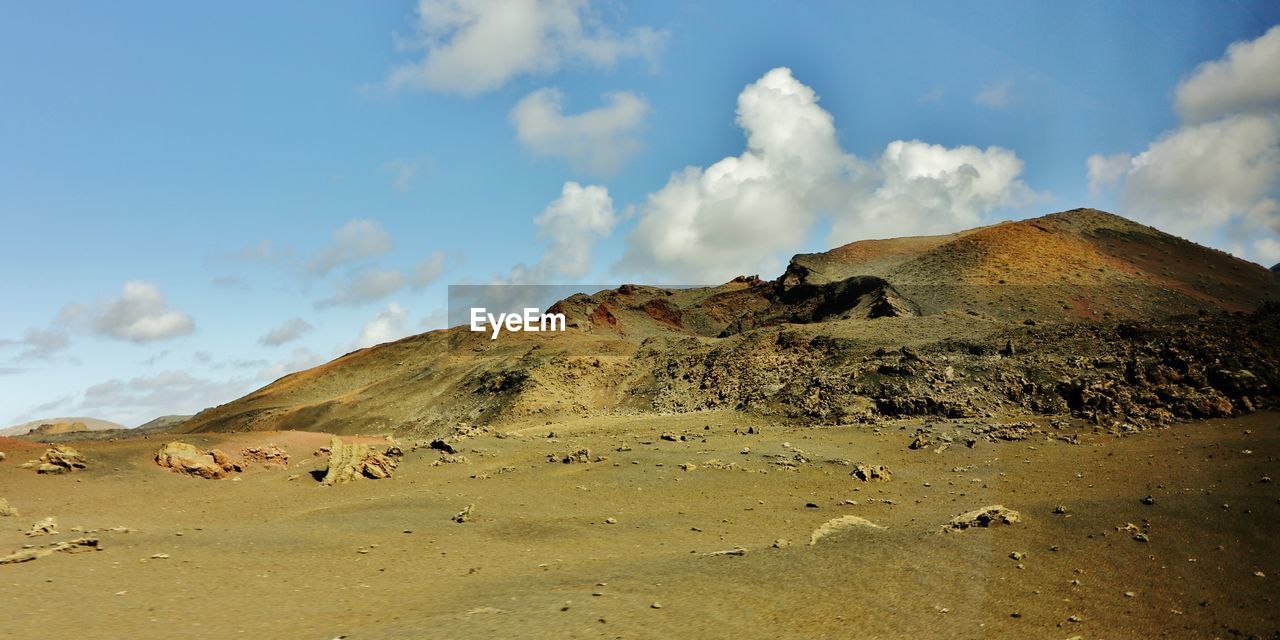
[2,1,1279,426]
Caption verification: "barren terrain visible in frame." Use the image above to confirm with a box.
[2,412,1277,638]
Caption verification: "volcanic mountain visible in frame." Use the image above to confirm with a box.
[177,209,1280,437]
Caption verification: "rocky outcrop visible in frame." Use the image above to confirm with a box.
[809,515,885,545]
[945,505,1021,531]
[851,463,892,482]
[0,498,17,518]
[0,537,100,565]
[241,444,289,467]
[20,445,87,474]
[319,437,402,485]
[155,442,240,479]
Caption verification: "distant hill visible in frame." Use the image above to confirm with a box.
[177,208,1280,437]
[135,415,192,433]
[0,417,128,437]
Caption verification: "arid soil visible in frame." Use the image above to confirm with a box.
[2,411,1277,639]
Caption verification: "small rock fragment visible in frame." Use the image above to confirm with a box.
[452,504,474,524]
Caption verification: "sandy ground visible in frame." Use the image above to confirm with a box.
[1,412,1277,639]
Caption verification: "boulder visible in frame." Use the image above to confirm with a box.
[155,442,240,479]
[20,445,87,474]
[945,505,1021,531]
[851,463,892,482]
[320,437,402,485]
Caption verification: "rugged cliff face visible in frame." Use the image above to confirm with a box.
[176,209,1280,436]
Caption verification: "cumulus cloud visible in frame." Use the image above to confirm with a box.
[60,281,195,343]
[1175,25,1280,124]
[1088,27,1280,261]
[306,219,394,277]
[259,318,314,347]
[358,302,411,347]
[511,88,649,174]
[617,67,1033,281]
[388,0,666,95]
[507,181,618,283]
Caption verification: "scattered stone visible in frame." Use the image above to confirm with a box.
[771,538,791,548]
[20,445,87,474]
[851,463,892,482]
[320,437,402,485]
[705,547,747,556]
[604,517,617,524]
[740,447,751,455]
[155,442,240,479]
[0,498,17,518]
[240,444,289,467]
[1053,505,1069,514]
[27,517,57,537]
[549,448,600,464]
[452,504,474,523]
[679,462,697,471]
[150,553,170,560]
[809,515,885,545]
[1009,551,1025,561]
[1140,495,1155,505]
[0,451,6,462]
[431,455,471,466]
[659,433,680,442]
[0,537,100,564]
[909,431,932,450]
[650,602,663,609]
[945,505,1021,531]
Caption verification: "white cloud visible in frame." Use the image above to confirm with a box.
[1175,25,1280,123]
[617,67,1032,281]
[507,181,618,283]
[511,88,649,174]
[306,219,394,277]
[358,302,411,347]
[318,268,409,308]
[259,318,314,347]
[1086,152,1132,195]
[832,140,1033,242]
[974,78,1015,109]
[1255,237,1280,266]
[257,347,327,381]
[1098,114,1279,237]
[60,281,195,343]
[388,0,666,95]
[1087,28,1280,262]
[0,326,69,361]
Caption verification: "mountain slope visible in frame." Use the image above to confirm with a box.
[179,209,1280,437]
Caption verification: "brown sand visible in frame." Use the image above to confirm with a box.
[1,412,1276,639]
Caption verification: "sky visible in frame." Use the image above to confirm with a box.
[2,1,1279,427]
